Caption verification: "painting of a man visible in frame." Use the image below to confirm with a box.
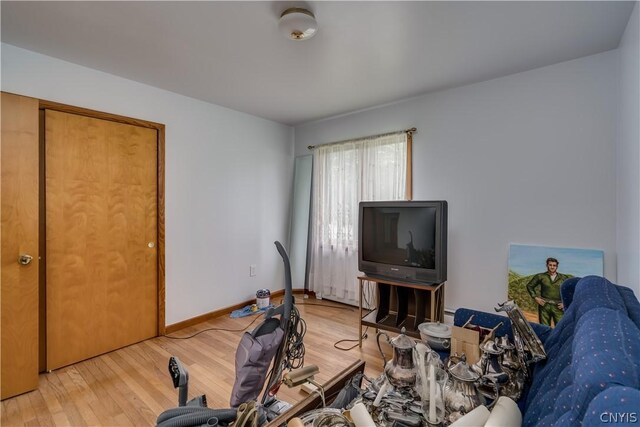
[508,244,604,326]
[525,258,571,326]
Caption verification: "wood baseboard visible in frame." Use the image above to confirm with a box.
[164,288,306,334]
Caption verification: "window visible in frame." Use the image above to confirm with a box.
[309,131,411,301]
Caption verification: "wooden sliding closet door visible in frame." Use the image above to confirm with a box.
[1,93,40,399]
[45,110,158,370]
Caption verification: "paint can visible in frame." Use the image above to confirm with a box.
[256,289,271,309]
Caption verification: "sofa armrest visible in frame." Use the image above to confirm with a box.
[560,277,581,309]
[453,308,552,344]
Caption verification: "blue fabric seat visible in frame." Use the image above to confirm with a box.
[453,276,640,427]
[583,386,640,426]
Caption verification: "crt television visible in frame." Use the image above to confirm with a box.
[358,200,447,284]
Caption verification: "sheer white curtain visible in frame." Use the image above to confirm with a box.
[308,133,407,303]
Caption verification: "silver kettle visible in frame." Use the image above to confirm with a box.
[376,328,417,388]
[444,354,483,424]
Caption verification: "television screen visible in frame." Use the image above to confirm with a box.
[361,207,437,269]
[359,201,447,284]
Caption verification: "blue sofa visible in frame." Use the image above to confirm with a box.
[453,276,640,427]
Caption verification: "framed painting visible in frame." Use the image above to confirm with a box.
[508,244,603,326]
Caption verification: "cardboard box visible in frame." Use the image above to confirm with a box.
[450,325,481,364]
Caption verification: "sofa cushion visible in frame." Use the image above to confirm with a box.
[583,386,640,426]
[564,277,640,330]
[529,278,619,382]
[527,276,626,403]
[617,285,640,329]
[452,308,552,344]
[572,276,627,319]
[453,308,514,339]
[526,350,572,414]
[534,385,576,427]
[560,277,581,309]
[525,382,572,426]
[523,307,640,427]
[570,309,640,418]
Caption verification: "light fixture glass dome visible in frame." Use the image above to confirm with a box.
[279,8,317,41]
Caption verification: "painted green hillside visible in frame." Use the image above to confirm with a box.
[508,270,538,312]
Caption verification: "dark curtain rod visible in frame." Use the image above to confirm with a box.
[307,127,416,150]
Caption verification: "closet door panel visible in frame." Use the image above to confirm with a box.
[1,93,40,399]
[45,110,157,370]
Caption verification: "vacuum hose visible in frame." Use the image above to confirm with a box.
[156,407,236,427]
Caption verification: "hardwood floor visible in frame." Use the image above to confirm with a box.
[1,297,386,426]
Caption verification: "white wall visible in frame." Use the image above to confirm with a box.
[295,51,619,313]
[1,43,295,326]
[617,3,640,296]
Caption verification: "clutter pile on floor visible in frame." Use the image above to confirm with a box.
[230,304,275,319]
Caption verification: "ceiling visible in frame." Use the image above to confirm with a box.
[1,1,635,125]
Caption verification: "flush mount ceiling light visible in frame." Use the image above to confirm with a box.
[279,7,317,41]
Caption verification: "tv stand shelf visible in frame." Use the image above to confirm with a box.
[358,276,444,346]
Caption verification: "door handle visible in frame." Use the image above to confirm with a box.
[18,254,33,265]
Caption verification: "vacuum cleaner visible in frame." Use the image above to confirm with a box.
[156,241,303,427]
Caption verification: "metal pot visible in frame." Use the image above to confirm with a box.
[418,322,451,351]
[376,328,417,389]
[473,340,510,406]
[496,336,526,402]
[474,340,509,383]
[443,354,483,424]
[496,336,520,370]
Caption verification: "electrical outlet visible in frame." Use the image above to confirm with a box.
[249,264,257,277]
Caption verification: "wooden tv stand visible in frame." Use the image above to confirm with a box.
[358,276,444,347]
